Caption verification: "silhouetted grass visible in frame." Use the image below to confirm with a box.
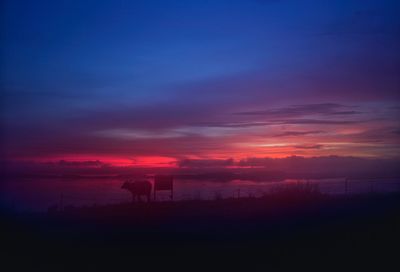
[2,189,399,271]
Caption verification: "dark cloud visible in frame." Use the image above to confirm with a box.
[293,144,323,149]
[177,156,400,170]
[337,128,400,144]
[178,158,234,168]
[176,156,400,178]
[193,118,364,129]
[235,103,359,117]
[281,119,363,125]
[274,130,324,137]
[237,156,400,177]
[56,160,107,168]
[191,121,272,128]
[329,111,360,115]
[393,129,400,135]
[3,156,400,179]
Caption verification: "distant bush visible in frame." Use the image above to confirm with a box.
[269,182,321,197]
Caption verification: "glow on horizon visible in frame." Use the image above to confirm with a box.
[15,155,177,168]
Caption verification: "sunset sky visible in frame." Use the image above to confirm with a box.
[2,0,400,167]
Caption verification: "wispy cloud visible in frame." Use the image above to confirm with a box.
[273,130,324,137]
[280,119,363,125]
[293,144,323,149]
[235,103,360,117]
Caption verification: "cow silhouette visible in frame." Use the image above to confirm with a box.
[121,180,152,202]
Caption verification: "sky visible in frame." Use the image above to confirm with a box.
[1,0,400,168]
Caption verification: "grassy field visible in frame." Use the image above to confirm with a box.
[2,188,399,271]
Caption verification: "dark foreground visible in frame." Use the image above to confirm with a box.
[1,192,400,271]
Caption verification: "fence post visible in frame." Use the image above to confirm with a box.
[60,193,64,211]
[171,182,174,201]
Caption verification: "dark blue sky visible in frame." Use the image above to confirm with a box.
[2,0,400,165]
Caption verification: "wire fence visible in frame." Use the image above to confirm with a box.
[52,177,400,211]
[4,177,398,212]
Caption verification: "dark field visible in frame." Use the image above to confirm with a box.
[2,191,400,271]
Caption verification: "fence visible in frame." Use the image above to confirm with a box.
[51,177,400,211]
[4,176,400,213]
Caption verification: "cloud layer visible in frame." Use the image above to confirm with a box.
[1,0,399,165]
